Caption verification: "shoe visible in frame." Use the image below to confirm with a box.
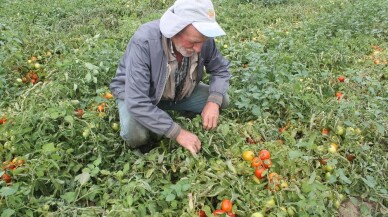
[137,140,160,154]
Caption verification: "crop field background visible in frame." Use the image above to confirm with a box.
[0,0,387,216]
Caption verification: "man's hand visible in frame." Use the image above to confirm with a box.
[176,129,201,155]
[201,101,220,130]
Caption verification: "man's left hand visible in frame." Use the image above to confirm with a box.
[201,101,220,130]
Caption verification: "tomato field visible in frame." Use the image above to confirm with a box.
[0,0,387,216]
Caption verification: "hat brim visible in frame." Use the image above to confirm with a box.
[160,8,192,38]
[192,22,226,38]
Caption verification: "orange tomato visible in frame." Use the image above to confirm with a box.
[268,172,281,184]
[251,157,263,168]
[278,127,286,133]
[104,92,114,100]
[221,199,233,212]
[259,149,271,160]
[97,105,105,112]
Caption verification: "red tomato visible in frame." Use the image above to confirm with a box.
[335,92,343,100]
[338,76,345,82]
[254,167,266,179]
[346,153,356,162]
[75,109,85,118]
[263,159,272,169]
[2,173,11,184]
[213,209,226,216]
[259,150,271,160]
[221,199,233,212]
[321,128,330,135]
[227,212,236,217]
[278,127,286,133]
[0,117,7,125]
[319,158,328,165]
[198,210,207,217]
[251,157,263,168]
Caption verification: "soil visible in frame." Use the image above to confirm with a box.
[338,197,385,217]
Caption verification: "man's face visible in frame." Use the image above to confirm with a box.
[172,25,208,57]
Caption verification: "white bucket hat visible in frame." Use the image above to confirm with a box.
[160,0,226,38]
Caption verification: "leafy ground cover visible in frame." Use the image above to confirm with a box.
[0,0,387,216]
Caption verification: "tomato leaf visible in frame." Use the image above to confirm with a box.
[75,172,90,185]
[42,143,57,153]
[308,171,316,184]
[361,175,376,188]
[337,169,352,184]
[60,191,77,203]
[84,62,99,70]
[1,208,15,217]
[0,187,17,197]
[288,150,303,159]
[166,193,176,202]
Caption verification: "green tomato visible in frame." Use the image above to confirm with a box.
[317,145,325,153]
[335,126,345,136]
[287,207,296,216]
[334,200,341,209]
[82,129,90,138]
[328,143,338,153]
[337,193,346,202]
[325,172,332,181]
[265,198,276,208]
[251,212,264,217]
[323,165,334,172]
[111,122,120,131]
[346,127,355,135]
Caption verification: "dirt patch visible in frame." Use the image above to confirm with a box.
[338,197,385,217]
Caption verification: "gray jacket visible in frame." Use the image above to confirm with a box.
[110,20,230,139]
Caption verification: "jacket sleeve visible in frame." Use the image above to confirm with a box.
[123,38,181,139]
[203,39,231,106]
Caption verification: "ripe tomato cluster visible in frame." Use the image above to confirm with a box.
[371,45,388,65]
[214,199,236,217]
[243,149,288,191]
[21,71,40,85]
[1,157,25,184]
[198,199,236,217]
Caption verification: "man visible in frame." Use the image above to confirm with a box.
[110,0,231,155]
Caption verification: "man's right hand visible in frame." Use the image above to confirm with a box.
[176,129,201,155]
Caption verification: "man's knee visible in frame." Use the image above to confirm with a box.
[117,99,150,148]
